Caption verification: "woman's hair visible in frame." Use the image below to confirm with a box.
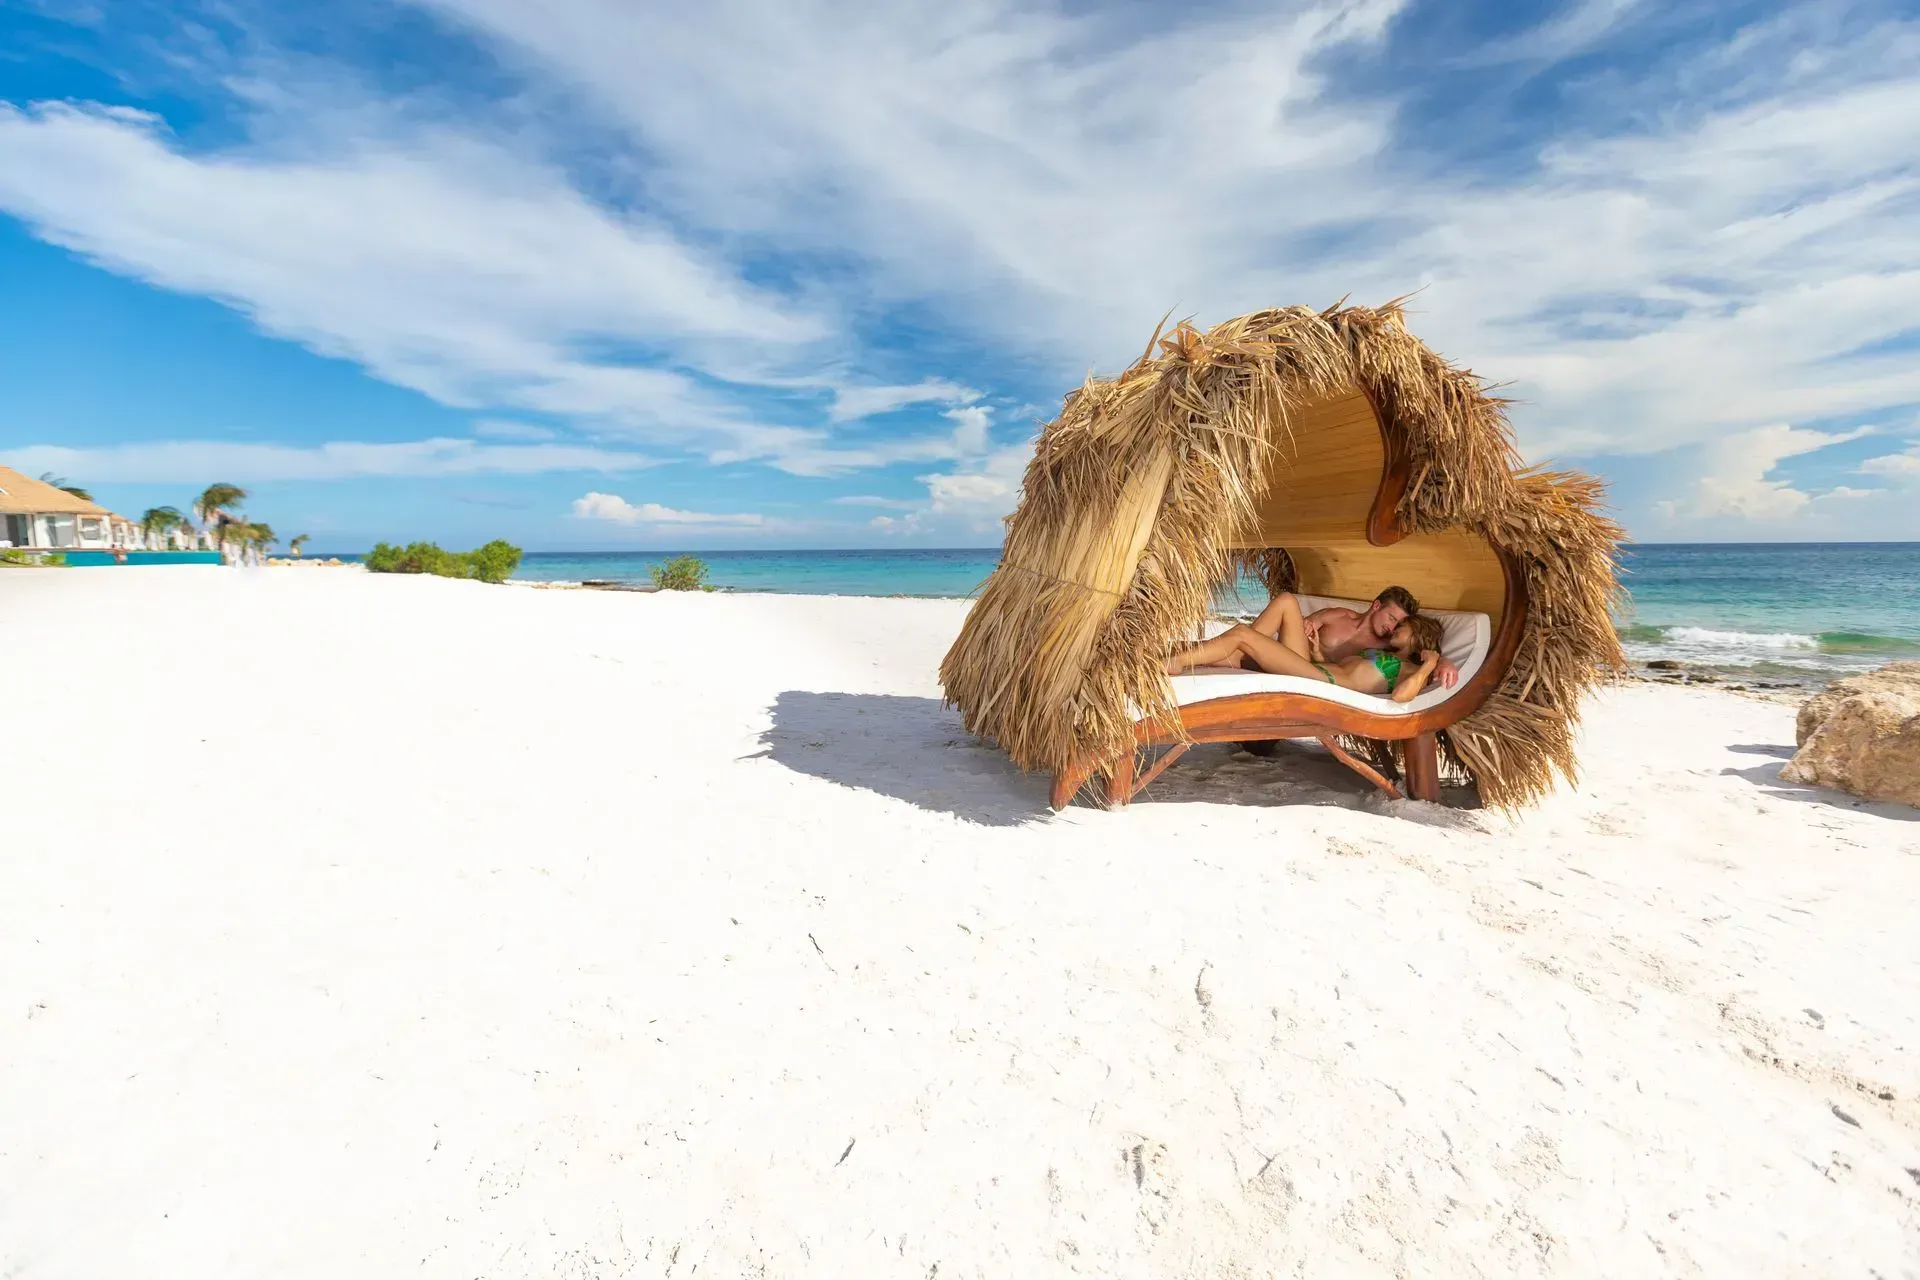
[1398,614,1444,656]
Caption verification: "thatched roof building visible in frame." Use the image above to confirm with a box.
[0,465,109,518]
[939,301,1625,809]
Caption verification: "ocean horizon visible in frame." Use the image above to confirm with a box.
[325,541,1920,681]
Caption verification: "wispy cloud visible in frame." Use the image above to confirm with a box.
[2,437,653,482]
[571,491,765,526]
[409,0,1920,480]
[871,439,1035,537]
[471,419,558,441]
[2,1,1918,539]
[0,100,828,458]
[827,379,979,422]
[1655,424,1874,521]
[1859,444,1920,479]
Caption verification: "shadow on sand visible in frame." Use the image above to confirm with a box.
[1720,746,1919,823]
[754,690,1477,823]
[752,691,1051,826]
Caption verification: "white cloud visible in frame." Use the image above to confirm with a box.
[942,405,991,455]
[831,494,918,508]
[415,0,1920,473]
[471,419,557,440]
[711,401,999,477]
[1657,423,1873,521]
[1454,0,1647,67]
[0,100,824,456]
[1,438,651,482]
[827,379,979,422]
[571,491,764,526]
[870,438,1035,536]
[1859,446,1920,479]
[3,2,1919,539]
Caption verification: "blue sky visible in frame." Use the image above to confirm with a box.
[1,0,1917,550]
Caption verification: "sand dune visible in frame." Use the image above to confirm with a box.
[3,567,1916,1277]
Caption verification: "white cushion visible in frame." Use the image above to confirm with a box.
[1142,593,1492,720]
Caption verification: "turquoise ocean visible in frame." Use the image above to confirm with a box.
[344,543,1920,681]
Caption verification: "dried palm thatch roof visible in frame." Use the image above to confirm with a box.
[0,465,108,517]
[939,300,1626,809]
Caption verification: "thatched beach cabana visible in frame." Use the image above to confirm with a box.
[940,301,1625,810]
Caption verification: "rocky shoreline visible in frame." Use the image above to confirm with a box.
[1618,659,1816,704]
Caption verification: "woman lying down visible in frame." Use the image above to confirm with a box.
[1162,591,1447,703]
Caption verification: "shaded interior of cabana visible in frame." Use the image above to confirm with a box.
[1228,387,1513,624]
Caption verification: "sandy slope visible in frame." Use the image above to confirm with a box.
[3,567,1917,1278]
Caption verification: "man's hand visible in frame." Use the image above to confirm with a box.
[1436,655,1460,689]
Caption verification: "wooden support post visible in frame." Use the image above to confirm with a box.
[1403,730,1440,803]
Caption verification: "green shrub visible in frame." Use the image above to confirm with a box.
[649,555,710,591]
[0,549,63,566]
[467,539,523,584]
[364,539,522,583]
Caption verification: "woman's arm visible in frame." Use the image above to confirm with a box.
[1389,650,1442,703]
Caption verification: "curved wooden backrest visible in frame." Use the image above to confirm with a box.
[1227,386,1509,627]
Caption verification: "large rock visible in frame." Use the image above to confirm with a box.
[1781,662,1920,807]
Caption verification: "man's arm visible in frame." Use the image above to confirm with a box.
[1434,655,1461,689]
[1304,607,1357,661]
[1303,606,1355,639]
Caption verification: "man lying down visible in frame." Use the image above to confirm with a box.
[1161,585,1461,703]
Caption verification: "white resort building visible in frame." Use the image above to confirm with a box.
[0,465,148,552]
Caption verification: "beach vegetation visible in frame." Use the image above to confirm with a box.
[467,539,523,584]
[194,484,248,547]
[140,506,185,539]
[0,549,65,566]
[289,534,310,557]
[364,539,523,584]
[650,555,712,591]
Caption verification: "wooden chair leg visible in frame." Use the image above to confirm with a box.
[1050,756,1097,809]
[1102,751,1138,808]
[1316,735,1402,800]
[1132,742,1189,794]
[1403,731,1440,803]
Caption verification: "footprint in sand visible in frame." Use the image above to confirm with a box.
[1122,1137,1174,1234]
[1582,809,1640,838]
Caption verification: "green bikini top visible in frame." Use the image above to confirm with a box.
[1362,647,1402,691]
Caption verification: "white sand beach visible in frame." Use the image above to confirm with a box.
[3,567,1917,1277]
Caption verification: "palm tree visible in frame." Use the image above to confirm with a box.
[193,484,248,549]
[289,533,310,558]
[217,519,251,564]
[40,473,93,502]
[140,506,184,548]
[250,523,277,561]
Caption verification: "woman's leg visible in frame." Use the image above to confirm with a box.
[1163,594,1313,675]
[1247,592,1310,655]
[1166,623,1328,679]
[1164,624,1260,673]
[1217,625,1329,679]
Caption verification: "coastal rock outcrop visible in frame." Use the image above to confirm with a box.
[1781,662,1920,807]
